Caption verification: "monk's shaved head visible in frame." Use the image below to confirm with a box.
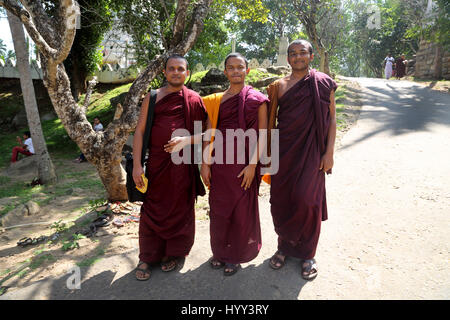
[288,40,313,55]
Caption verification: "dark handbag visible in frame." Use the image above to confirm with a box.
[125,90,157,202]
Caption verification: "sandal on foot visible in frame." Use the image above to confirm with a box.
[135,261,151,281]
[301,259,318,281]
[269,250,286,270]
[209,258,225,269]
[224,263,240,276]
[161,257,178,272]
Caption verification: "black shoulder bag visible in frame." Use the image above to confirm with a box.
[125,90,157,202]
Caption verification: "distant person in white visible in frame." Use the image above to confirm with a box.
[74,117,104,163]
[384,54,395,79]
[11,131,34,163]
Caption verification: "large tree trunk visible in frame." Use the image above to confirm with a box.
[68,54,86,102]
[97,159,128,201]
[41,57,129,201]
[316,46,330,75]
[7,12,57,184]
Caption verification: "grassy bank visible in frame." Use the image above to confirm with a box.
[0,83,132,168]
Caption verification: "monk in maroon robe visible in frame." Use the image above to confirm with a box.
[133,55,206,281]
[266,40,337,281]
[395,55,406,79]
[201,53,268,276]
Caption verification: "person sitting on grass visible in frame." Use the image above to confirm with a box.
[11,131,34,163]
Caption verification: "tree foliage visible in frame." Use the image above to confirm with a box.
[235,0,299,62]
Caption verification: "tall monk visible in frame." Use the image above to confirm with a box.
[132,55,207,281]
[201,53,268,276]
[266,40,337,281]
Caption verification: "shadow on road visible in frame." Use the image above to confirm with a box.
[12,256,309,299]
[340,80,450,150]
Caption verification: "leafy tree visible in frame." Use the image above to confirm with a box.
[418,0,450,51]
[64,0,113,101]
[7,11,56,183]
[291,0,347,76]
[38,0,113,101]
[347,0,419,77]
[235,0,299,62]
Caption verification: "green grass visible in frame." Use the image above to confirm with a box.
[0,167,104,217]
[0,269,11,277]
[187,70,209,84]
[246,69,280,84]
[29,254,56,270]
[0,83,132,167]
[0,181,48,217]
[335,85,347,104]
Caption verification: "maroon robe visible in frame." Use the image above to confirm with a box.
[270,69,337,260]
[395,57,406,78]
[139,86,207,263]
[209,86,269,264]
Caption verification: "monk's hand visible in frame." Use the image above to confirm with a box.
[237,165,256,190]
[319,152,334,174]
[164,136,190,153]
[133,165,145,189]
[200,164,211,188]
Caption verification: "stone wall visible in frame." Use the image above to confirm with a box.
[415,40,450,80]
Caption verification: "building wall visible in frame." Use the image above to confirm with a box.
[415,40,450,80]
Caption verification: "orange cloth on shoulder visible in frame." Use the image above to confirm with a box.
[201,92,224,160]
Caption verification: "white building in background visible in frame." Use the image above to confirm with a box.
[101,25,136,67]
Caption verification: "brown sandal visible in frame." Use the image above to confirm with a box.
[269,250,286,270]
[301,259,318,281]
[161,257,178,272]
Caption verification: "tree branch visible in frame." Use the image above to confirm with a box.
[173,0,212,54]
[0,0,22,17]
[171,0,189,48]
[52,0,78,65]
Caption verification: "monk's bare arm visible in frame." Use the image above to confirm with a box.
[200,117,213,187]
[164,101,206,153]
[132,93,150,188]
[319,90,337,173]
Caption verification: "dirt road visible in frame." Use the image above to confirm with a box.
[1,78,449,300]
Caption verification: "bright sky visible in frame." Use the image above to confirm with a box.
[0,15,14,51]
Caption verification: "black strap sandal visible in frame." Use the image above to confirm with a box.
[135,261,151,281]
[17,237,32,247]
[301,259,318,281]
[269,250,286,270]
